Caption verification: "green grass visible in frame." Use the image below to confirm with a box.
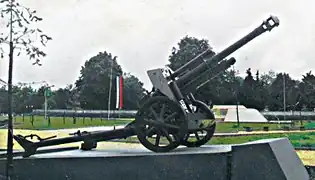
[124,132,315,147]
[2,116,315,149]
[214,122,279,132]
[12,116,132,130]
[7,115,315,132]
[210,132,315,146]
[214,121,315,132]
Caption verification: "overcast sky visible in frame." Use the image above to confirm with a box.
[0,0,314,90]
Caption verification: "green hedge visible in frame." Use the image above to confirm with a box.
[264,114,315,121]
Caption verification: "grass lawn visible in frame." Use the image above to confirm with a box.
[211,131,315,147]
[3,115,315,132]
[11,116,132,130]
[124,131,315,148]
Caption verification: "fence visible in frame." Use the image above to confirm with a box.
[31,109,137,118]
[29,109,315,121]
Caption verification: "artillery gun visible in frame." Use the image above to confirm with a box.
[11,15,279,158]
[134,15,280,152]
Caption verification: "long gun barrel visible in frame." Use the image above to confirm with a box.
[180,57,236,93]
[169,50,216,80]
[175,15,279,87]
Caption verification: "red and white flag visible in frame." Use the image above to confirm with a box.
[115,76,123,109]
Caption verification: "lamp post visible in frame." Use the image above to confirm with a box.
[233,66,240,128]
[283,73,286,122]
[44,84,54,122]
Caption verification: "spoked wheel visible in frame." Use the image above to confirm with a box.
[180,100,216,147]
[134,96,188,152]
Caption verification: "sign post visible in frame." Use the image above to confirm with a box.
[44,87,52,125]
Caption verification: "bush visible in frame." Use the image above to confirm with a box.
[264,114,315,120]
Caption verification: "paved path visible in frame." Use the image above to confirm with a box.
[0,140,313,166]
[0,127,314,166]
[215,129,315,137]
[1,126,314,150]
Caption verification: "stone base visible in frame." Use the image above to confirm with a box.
[0,138,310,180]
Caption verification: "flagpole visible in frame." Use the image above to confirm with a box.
[114,76,120,130]
[107,59,113,121]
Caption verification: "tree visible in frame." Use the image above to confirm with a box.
[0,1,52,64]
[75,51,123,110]
[168,36,224,104]
[267,73,299,111]
[122,73,145,109]
[75,51,146,110]
[11,84,34,114]
[239,68,257,109]
[0,0,52,178]
[67,84,80,110]
[168,35,214,71]
[220,69,242,105]
[53,85,73,109]
[299,71,315,110]
[260,70,276,86]
[0,86,7,113]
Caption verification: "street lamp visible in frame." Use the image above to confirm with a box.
[283,73,286,121]
[43,84,54,122]
[233,66,240,128]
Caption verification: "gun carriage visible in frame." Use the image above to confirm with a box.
[12,16,279,157]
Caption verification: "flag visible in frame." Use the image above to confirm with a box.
[116,76,120,109]
[119,76,123,109]
[115,76,124,109]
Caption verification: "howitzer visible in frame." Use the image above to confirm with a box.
[11,15,279,158]
[137,15,279,152]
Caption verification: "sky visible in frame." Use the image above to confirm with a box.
[0,0,314,91]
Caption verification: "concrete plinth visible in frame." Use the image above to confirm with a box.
[0,138,310,180]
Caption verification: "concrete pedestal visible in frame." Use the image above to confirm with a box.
[0,138,309,180]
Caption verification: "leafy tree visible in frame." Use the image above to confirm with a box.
[122,73,145,109]
[267,73,299,111]
[260,70,276,86]
[167,36,227,104]
[0,86,7,113]
[168,35,214,71]
[75,51,123,110]
[0,0,52,64]
[11,84,34,113]
[299,71,315,110]
[67,84,80,110]
[0,1,52,177]
[53,85,73,109]
[239,68,261,110]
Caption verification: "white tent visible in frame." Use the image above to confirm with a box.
[223,108,268,123]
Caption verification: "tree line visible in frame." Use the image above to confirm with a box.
[0,36,314,114]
